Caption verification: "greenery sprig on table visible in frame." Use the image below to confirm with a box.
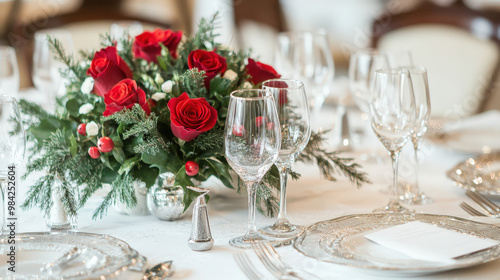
[20,15,370,220]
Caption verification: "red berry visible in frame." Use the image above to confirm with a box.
[97,137,114,153]
[77,123,87,136]
[266,122,275,131]
[185,161,199,176]
[255,116,268,128]
[88,146,100,159]
[232,124,245,137]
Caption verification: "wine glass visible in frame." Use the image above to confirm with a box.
[0,46,20,97]
[225,89,281,248]
[0,95,26,234]
[401,66,432,205]
[32,29,74,110]
[275,30,334,124]
[259,79,311,238]
[384,50,413,68]
[370,69,415,213]
[110,21,144,51]
[348,49,387,159]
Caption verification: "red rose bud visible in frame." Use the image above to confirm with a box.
[232,124,245,137]
[266,122,275,131]
[167,92,218,142]
[103,79,151,117]
[185,161,199,176]
[97,137,114,153]
[255,116,268,128]
[188,50,227,88]
[133,29,182,63]
[87,46,133,97]
[77,123,87,136]
[246,58,281,85]
[88,146,101,159]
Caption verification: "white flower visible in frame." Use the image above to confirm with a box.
[223,69,238,82]
[151,92,166,101]
[86,121,99,136]
[243,82,253,89]
[161,80,174,93]
[81,77,94,94]
[79,103,94,114]
[154,73,164,85]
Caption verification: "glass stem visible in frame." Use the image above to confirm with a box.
[0,177,7,234]
[245,182,258,237]
[390,150,401,201]
[413,143,420,194]
[276,164,290,224]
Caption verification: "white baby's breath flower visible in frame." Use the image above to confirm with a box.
[223,69,238,82]
[79,103,94,114]
[81,77,94,94]
[161,80,174,93]
[243,82,253,89]
[151,92,166,101]
[86,121,99,136]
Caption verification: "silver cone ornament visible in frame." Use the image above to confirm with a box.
[187,186,214,251]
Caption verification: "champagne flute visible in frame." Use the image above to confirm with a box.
[0,95,26,234]
[32,29,74,111]
[0,46,20,97]
[275,31,334,125]
[259,79,311,238]
[402,66,432,204]
[225,89,281,248]
[370,69,415,213]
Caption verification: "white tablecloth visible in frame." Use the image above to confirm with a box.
[12,90,500,280]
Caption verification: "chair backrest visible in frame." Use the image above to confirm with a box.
[372,1,500,119]
[10,0,173,87]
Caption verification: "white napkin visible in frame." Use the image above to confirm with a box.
[365,221,499,263]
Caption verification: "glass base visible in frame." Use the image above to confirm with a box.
[229,232,275,249]
[402,192,433,205]
[259,222,305,238]
[373,200,415,214]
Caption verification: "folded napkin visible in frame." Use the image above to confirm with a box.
[365,221,499,263]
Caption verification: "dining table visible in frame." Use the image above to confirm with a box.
[10,88,500,280]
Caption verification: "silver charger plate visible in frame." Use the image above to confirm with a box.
[447,152,500,196]
[0,231,146,279]
[293,213,500,276]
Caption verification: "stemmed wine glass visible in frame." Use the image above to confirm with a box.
[0,46,20,97]
[275,30,334,126]
[349,50,387,157]
[402,66,432,204]
[225,89,281,248]
[32,29,74,111]
[259,79,311,238]
[370,69,415,213]
[0,95,26,234]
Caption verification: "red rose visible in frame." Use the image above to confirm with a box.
[133,29,182,63]
[103,79,151,117]
[188,50,227,88]
[167,92,218,142]
[246,58,281,85]
[87,46,133,97]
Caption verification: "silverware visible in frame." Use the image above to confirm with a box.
[143,261,174,280]
[466,190,500,217]
[234,252,265,280]
[460,202,487,217]
[251,242,322,280]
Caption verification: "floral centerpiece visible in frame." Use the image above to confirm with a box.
[20,16,369,220]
